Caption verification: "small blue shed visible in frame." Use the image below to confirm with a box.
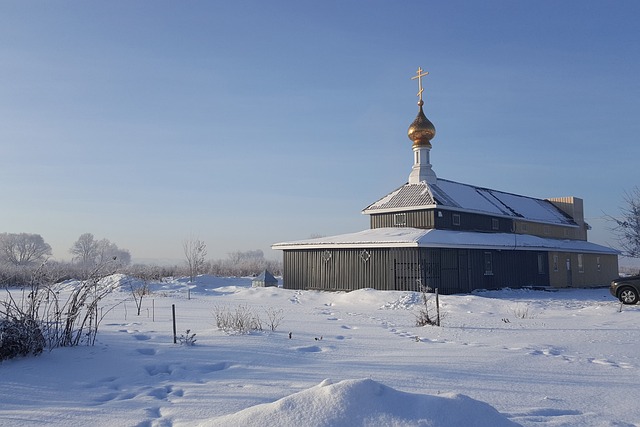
[252,270,278,288]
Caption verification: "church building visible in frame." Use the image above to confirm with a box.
[272,68,619,294]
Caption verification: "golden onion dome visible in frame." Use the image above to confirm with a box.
[407,100,436,148]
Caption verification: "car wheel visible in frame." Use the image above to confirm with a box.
[618,287,639,305]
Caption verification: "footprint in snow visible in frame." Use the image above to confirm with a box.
[589,358,633,369]
[292,345,331,353]
[145,364,173,376]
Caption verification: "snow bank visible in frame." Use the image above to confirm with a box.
[205,378,520,427]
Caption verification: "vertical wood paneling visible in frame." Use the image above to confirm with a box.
[282,248,617,293]
[370,210,435,229]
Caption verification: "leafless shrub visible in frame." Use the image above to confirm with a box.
[125,266,156,316]
[265,307,284,332]
[415,285,440,327]
[213,304,264,334]
[0,318,45,361]
[0,259,122,359]
[512,303,536,319]
[178,329,197,346]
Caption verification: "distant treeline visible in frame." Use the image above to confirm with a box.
[1,250,282,287]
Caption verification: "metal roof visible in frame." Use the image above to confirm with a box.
[272,227,619,254]
[362,178,576,226]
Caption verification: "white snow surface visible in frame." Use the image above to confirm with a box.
[1,275,639,427]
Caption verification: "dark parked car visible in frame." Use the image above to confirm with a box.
[610,275,640,304]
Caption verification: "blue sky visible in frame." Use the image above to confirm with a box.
[1,1,639,265]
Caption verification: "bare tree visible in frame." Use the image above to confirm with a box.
[0,233,52,266]
[70,233,131,277]
[96,239,131,266]
[69,233,99,270]
[127,265,156,316]
[609,187,640,258]
[183,237,207,284]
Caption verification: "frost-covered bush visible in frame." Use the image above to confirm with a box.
[213,305,285,334]
[178,329,197,346]
[415,286,440,327]
[0,318,45,361]
[213,304,263,334]
[1,260,121,359]
[512,303,536,319]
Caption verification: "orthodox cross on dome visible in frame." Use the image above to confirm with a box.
[411,67,429,103]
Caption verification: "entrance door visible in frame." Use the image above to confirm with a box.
[566,257,572,287]
[458,250,471,293]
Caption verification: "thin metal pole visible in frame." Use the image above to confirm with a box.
[435,288,440,327]
[172,304,177,344]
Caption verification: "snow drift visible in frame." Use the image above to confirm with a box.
[205,378,521,427]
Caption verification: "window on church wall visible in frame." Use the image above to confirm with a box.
[483,252,493,275]
[553,255,559,272]
[394,213,407,227]
[544,225,550,235]
[537,253,545,275]
[597,256,601,272]
[492,218,499,230]
[578,254,584,273]
[452,213,461,226]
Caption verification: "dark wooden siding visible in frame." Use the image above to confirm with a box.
[282,247,550,294]
[283,248,394,291]
[435,210,513,233]
[369,209,513,233]
[468,250,548,290]
[370,210,435,229]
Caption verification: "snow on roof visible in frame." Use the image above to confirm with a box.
[272,227,618,254]
[362,183,437,211]
[362,178,576,226]
[253,270,277,283]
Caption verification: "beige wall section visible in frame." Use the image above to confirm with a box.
[548,197,588,240]
[513,220,581,240]
[548,252,618,288]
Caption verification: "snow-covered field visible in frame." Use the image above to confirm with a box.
[1,275,638,427]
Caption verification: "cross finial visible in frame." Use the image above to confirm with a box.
[411,67,429,102]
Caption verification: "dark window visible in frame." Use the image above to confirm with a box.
[537,253,545,275]
[484,252,493,275]
[492,218,499,230]
[578,254,584,273]
[452,213,461,226]
[394,213,407,227]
